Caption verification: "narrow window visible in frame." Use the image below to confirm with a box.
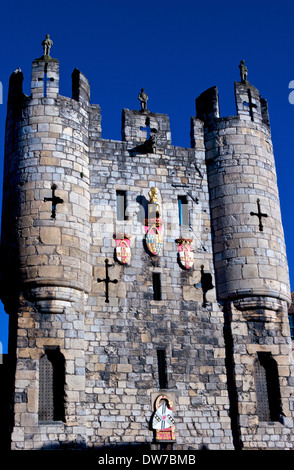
[254,352,282,422]
[157,349,168,389]
[288,295,294,339]
[289,314,294,339]
[39,347,65,422]
[153,272,162,301]
[116,190,126,221]
[178,195,189,226]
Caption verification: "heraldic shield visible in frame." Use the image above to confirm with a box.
[176,238,193,269]
[145,186,164,256]
[145,219,164,256]
[114,234,132,264]
[152,394,175,442]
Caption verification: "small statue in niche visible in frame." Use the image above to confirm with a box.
[42,34,53,57]
[138,88,148,111]
[239,60,248,84]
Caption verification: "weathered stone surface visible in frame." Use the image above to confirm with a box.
[1,51,293,452]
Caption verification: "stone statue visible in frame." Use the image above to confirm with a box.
[138,88,148,111]
[239,60,248,83]
[42,34,53,57]
[148,186,160,216]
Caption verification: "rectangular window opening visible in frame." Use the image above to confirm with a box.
[157,349,168,389]
[288,315,294,339]
[152,272,162,301]
[116,190,127,221]
[255,352,282,423]
[39,347,65,423]
[178,195,189,226]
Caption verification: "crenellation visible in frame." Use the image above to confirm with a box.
[1,47,293,451]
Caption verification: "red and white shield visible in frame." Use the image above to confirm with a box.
[176,238,193,269]
[152,394,175,441]
[114,234,132,264]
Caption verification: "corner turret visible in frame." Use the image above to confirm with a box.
[195,62,293,449]
[1,36,92,313]
[196,61,290,314]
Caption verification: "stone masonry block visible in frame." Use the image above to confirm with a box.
[40,226,61,245]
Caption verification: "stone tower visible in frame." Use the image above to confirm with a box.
[1,40,293,450]
[196,77,293,448]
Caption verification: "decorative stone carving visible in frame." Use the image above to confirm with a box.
[42,34,53,57]
[145,187,164,256]
[148,186,159,205]
[239,59,248,83]
[138,88,148,111]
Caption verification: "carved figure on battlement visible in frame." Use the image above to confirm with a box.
[138,88,148,110]
[239,60,248,83]
[42,34,53,57]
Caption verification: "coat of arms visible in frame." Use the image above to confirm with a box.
[145,187,164,256]
[152,394,175,442]
[145,219,164,256]
[114,234,132,264]
[176,238,193,269]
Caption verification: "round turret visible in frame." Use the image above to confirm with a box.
[196,82,291,315]
[1,57,95,313]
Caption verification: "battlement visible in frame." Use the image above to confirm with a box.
[8,58,93,110]
[7,56,271,154]
[196,82,270,129]
[2,43,293,451]
[122,109,172,153]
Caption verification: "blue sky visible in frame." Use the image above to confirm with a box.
[1,0,294,351]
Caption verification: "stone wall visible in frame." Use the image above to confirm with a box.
[197,83,290,309]
[1,53,294,450]
[85,111,233,448]
[196,81,294,448]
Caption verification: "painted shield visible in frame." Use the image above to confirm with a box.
[145,218,164,256]
[114,235,131,264]
[152,394,175,441]
[152,402,175,430]
[176,238,193,269]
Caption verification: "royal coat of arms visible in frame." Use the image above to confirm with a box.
[145,187,164,256]
[145,219,164,256]
[152,394,175,442]
[114,234,132,264]
[176,238,193,269]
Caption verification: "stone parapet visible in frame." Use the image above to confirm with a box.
[1,51,294,451]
